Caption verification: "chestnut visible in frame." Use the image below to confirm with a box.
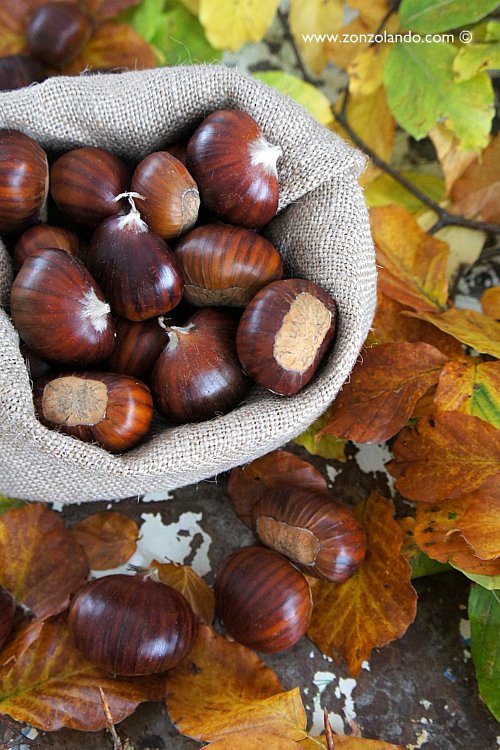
[236,279,338,395]
[67,573,197,675]
[174,223,283,307]
[165,140,189,167]
[33,371,154,453]
[0,55,46,92]
[151,308,250,423]
[215,546,312,653]
[131,151,200,239]
[10,247,114,367]
[26,1,93,68]
[50,147,131,228]
[252,488,366,582]
[0,586,16,650]
[86,196,184,321]
[186,109,281,228]
[13,224,80,270]
[107,317,168,380]
[20,344,55,382]
[0,129,48,234]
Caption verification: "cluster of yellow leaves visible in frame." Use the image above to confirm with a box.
[0,501,406,748]
[0,0,156,75]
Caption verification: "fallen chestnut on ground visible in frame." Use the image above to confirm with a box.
[215,546,312,653]
[68,572,198,675]
[236,278,338,395]
[33,372,154,453]
[251,487,366,582]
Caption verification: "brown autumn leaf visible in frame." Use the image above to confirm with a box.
[387,413,500,502]
[404,307,500,358]
[481,286,500,320]
[86,0,142,22]
[323,10,398,70]
[319,342,448,443]
[165,624,307,742]
[0,504,89,620]
[0,620,44,668]
[62,22,156,75]
[369,292,465,357]
[414,498,500,575]
[449,134,500,223]
[300,737,404,749]
[434,360,500,429]
[428,124,480,195]
[72,511,139,570]
[307,493,417,677]
[227,450,327,528]
[0,617,164,731]
[206,733,299,749]
[456,477,500,560]
[370,206,449,313]
[0,0,28,56]
[149,560,215,624]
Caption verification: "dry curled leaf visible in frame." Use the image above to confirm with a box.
[73,511,139,570]
[458,477,500,560]
[0,504,88,620]
[404,307,500,359]
[307,493,417,677]
[319,342,448,443]
[434,360,500,429]
[165,624,307,742]
[388,413,500,502]
[429,124,480,195]
[149,560,215,624]
[0,617,164,731]
[370,206,449,313]
[227,450,327,528]
[449,134,500,223]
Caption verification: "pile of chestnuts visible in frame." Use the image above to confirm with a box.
[1,108,338,454]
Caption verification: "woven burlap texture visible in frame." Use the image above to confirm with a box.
[0,64,377,504]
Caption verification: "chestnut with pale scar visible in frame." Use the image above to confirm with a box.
[41,376,108,426]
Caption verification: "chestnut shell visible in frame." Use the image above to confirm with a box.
[68,574,198,675]
[0,129,48,234]
[236,278,338,395]
[107,317,167,380]
[215,546,312,653]
[26,1,93,68]
[174,223,283,307]
[14,224,80,270]
[252,487,366,582]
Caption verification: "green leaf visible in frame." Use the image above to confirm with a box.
[384,41,494,150]
[411,552,451,579]
[452,565,500,591]
[252,71,333,125]
[152,4,222,64]
[293,409,346,461]
[121,0,166,42]
[364,170,445,213]
[399,0,499,34]
[0,497,25,516]
[486,21,500,42]
[454,43,500,81]
[469,585,500,720]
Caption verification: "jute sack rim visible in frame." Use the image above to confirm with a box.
[0,65,377,502]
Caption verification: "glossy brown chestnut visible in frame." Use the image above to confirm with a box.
[26,1,93,68]
[174,223,283,307]
[236,278,338,395]
[33,371,154,453]
[13,224,80,269]
[0,129,48,234]
[252,487,366,582]
[131,151,200,239]
[215,546,312,653]
[67,573,197,675]
[165,140,189,167]
[0,55,46,92]
[107,317,168,380]
[86,200,184,321]
[186,109,281,229]
[151,308,250,423]
[0,586,16,650]
[50,147,130,227]
[10,248,114,366]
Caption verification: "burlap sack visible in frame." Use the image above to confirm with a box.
[0,64,377,504]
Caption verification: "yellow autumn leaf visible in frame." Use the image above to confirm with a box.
[434,360,500,429]
[289,0,343,75]
[348,44,391,97]
[405,307,500,358]
[428,124,481,195]
[417,210,486,280]
[199,0,280,51]
[253,71,333,125]
[482,286,500,319]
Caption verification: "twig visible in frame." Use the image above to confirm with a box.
[279,9,500,238]
[370,0,401,42]
[323,708,335,750]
